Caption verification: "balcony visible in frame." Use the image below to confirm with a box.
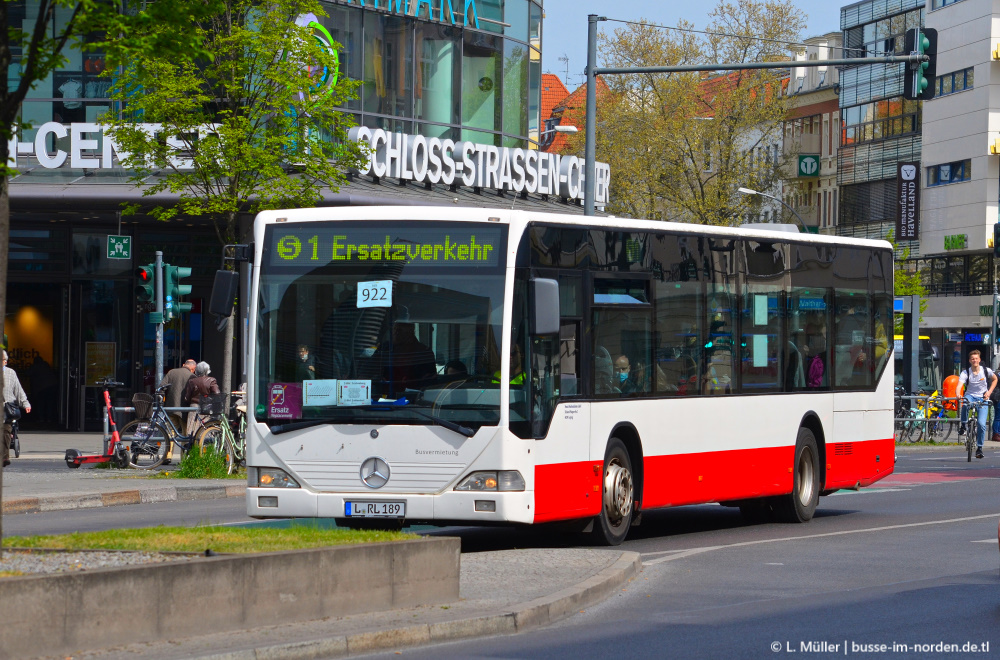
[924,282,994,297]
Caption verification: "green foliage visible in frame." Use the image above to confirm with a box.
[175,444,236,479]
[886,230,927,332]
[101,0,367,244]
[4,524,415,553]
[571,0,806,223]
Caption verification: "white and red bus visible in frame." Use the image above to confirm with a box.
[241,207,894,544]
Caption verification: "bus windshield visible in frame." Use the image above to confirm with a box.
[255,221,508,429]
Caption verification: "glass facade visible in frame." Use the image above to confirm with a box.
[8,0,544,163]
[837,0,925,250]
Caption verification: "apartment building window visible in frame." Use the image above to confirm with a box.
[927,159,972,186]
[931,0,966,8]
[935,67,973,97]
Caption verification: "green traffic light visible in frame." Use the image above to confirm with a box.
[164,264,194,314]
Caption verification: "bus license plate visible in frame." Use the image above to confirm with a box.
[346,501,405,518]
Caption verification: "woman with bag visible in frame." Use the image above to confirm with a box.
[183,361,220,436]
[2,350,31,467]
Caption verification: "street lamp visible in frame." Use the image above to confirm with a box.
[540,125,579,136]
[737,187,807,233]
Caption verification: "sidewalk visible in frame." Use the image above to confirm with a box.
[1,432,245,515]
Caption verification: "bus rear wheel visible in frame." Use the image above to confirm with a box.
[772,427,820,523]
[592,437,634,546]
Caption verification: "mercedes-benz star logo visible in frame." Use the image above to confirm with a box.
[360,456,390,489]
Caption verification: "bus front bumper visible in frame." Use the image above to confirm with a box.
[246,487,536,525]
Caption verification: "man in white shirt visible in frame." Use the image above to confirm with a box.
[958,349,996,459]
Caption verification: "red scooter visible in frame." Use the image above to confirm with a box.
[65,377,130,469]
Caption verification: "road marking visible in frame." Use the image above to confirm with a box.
[972,539,997,543]
[641,513,1000,566]
[829,488,911,495]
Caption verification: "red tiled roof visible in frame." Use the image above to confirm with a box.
[542,77,610,153]
[541,74,570,127]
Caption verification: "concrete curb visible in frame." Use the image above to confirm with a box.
[0,537,460,660]
[192,550,642,660]
[0,483,246,515]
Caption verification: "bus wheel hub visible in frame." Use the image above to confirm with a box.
[604,462,633,524]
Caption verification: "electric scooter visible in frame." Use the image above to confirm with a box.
[64,377,130,469]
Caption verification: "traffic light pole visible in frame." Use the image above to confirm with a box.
[155,251,164,386]
[582,14,930,215]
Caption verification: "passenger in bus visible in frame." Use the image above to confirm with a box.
[614,354,640,394]
[804,323,827,389]
[594,346,617,394]
[443,359,468,381]
[296,344,316,381]
[382,321,437,393]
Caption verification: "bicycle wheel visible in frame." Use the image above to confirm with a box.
[196,424,235,475]
[937,416,954,443]
[966,415,975,462]
[119,419,169,469]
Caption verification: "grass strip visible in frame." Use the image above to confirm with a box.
[3,524,415,554]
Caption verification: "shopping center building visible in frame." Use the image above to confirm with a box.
[5,0,606,430]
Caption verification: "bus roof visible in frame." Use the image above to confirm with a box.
[253,206,893,251]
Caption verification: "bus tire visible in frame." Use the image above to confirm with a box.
[592,437,634,546]
[772,427,820,523]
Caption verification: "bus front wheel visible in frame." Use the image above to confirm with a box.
[772,427,820,523]
[593,437,634,546]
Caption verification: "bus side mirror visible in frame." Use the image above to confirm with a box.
[209,270,240,318]
[530,278,560,336]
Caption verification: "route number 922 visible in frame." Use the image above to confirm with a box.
[357,280,392,308]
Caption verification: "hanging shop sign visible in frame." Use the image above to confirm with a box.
[347,127,612,204]
[896,161,920,240]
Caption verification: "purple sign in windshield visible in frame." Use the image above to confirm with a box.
[268,383,302,419]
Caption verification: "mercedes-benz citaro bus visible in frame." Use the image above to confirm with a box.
[232,206,894,545]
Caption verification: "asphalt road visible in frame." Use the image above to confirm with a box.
[355,449,1000,659]
[5,448,999,660]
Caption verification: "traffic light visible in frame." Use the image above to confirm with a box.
[163,265,193,321]
[903,27,937,101]
[135,264,156,304]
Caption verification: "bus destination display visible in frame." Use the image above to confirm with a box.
[270,226,503,267]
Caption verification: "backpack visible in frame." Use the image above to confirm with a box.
[807,355,824,388]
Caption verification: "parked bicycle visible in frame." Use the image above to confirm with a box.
[117,384,213,469]
[194,391,247,474]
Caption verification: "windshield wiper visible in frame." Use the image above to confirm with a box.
[271,418,339,435]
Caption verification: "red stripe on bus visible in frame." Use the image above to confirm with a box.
[532,438,894,523]
[534,461,603,523]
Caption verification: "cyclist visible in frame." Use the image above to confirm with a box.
[958,349,996,459]
[2,350,31,467]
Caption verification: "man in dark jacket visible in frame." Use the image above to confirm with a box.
[159,359,195,463]
[183,361,220,436]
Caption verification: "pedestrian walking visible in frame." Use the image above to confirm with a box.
[160,358,196,464]
[183,361,220,436]
[2,350,31,467]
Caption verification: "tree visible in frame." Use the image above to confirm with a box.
[101,0,367,395]
[886,231,927,333]
[567,0,805,223]
[0,0,217,556]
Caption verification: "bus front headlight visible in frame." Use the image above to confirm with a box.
[455,470,525,492]
[257,467,300,488]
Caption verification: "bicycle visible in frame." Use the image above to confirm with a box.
[959,397,989,462]
[194,391,247,474]
[919,393,955,443]
[7,416,19,459]
[117,385,213,469]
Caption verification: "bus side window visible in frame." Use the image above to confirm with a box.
[560,321,580,396]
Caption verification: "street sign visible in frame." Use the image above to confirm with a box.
[797,154,819,177]
[107,235,132,260]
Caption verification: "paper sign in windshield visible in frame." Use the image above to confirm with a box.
[339,380,372,406]
[357,280,392,308]
[303,379,338,406]
[268,383,302,419]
